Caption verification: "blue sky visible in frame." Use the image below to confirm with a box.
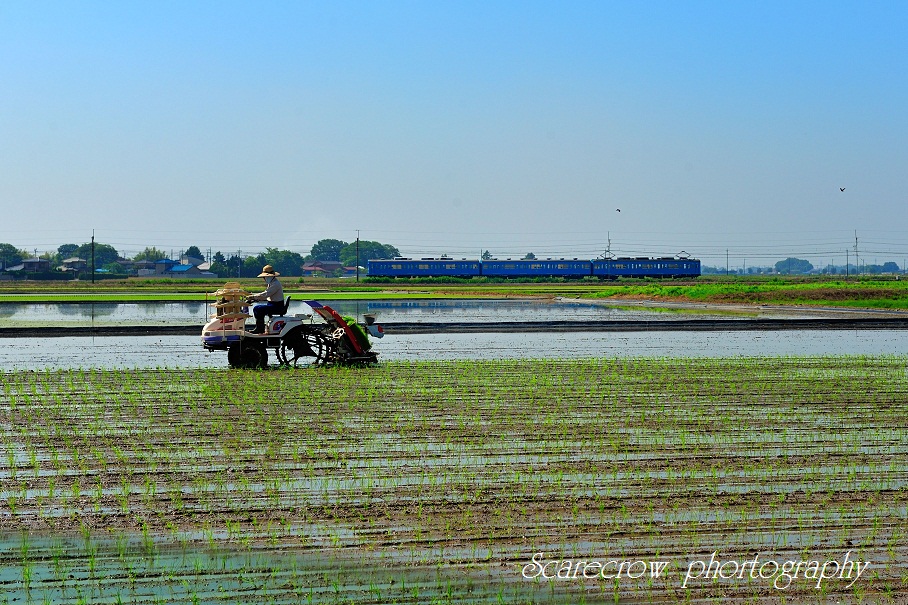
[2,1,907,267]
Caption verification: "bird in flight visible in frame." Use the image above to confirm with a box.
[616,208,621,212]
[840,187,845,192]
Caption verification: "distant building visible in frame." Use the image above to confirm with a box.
[165,264,216,278]
[133,260,157,276]
[61,257,88,272]
[20,257,51,272]
[180,255,205,267]
[155,259,178,274]
[302,260,343,276]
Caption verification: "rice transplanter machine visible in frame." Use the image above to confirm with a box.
[201,283,383,368]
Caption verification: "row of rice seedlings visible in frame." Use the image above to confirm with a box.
[1,357,905,601]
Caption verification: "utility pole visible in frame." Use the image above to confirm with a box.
[356,230,360,282]
[854,231,859,276]
[91,230,95,284]
[726,249,729,276]
[846,249,849,278]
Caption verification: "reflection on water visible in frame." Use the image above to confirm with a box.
[0,302,211,327]
[55,303,117,317]
[0,298,799,328]
[1,330,906,371]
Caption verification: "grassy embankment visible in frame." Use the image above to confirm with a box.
[0,358,905,603]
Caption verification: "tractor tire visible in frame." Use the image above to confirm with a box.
[228,342,268,369]
[279,328,330,367]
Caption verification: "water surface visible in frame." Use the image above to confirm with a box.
[2,330,906,371]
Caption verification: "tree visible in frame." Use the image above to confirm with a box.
[57,244,78,259]
[210,251,230,277]
[133,247,168,262]
[482,250,492,260]
[339,241,400,266]
[74,242,120,269]
[774,257,813,275]
[243,255,263,278]
[0,243,24,268]
[307,239,348,262]
[184,245,202,259]
[40,250,60,266]
[882,261,901,273]
[260,248,305,276]
[522,252,536,260]
[220,254,245,278]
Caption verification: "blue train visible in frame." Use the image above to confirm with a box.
[367,256,701,279]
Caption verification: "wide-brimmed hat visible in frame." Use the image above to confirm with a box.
[257,264,280,277]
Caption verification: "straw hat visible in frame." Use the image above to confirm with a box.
[257,264,280,277]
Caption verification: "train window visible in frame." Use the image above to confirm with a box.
[531,263,542,270]
[557,264,567,269]
[445,264,456,269]
[504,264,515,269]
[391,264,402,270]
[418,264,429,270]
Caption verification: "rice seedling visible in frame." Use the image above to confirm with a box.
[0,357,904,602]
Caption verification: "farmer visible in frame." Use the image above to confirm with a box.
[246,264,284,334]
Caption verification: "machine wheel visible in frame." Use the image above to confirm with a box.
[278,329,331,367]
[228,342,268,369]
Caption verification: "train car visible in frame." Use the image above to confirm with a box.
[592,257,701,279]
[369,255,701,279]
[367,258,481,278]
[481,258,592,278]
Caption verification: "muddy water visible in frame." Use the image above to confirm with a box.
[0,299,903,370]
[1,329,907,371]
[0,298,811,328]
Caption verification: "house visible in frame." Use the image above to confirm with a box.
[133,260,157,276]
[180,254,205,267]
[163,263,217,279]
[115,257,135,273]
[61,257,88,273]
[155,259,178,274]
[302,260,343,277]
[21,257,51,272]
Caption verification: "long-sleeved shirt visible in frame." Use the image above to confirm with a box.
[250,277,284,302]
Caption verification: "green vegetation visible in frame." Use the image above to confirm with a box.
[0,358,904,602]
[588,278,908,309]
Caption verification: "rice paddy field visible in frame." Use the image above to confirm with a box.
[1,357,906,603]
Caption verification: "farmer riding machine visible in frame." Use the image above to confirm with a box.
[201,282,383,369]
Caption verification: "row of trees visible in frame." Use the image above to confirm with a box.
[772,258,901,275]
[702,258,904,275]
[0,239,401,278]
[308,239,400,266]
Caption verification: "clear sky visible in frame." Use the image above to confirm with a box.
[2,1,907,268]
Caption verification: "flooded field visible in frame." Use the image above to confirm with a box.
[0,298,817,329]
[2,299,906,602]
[1,358,905,603]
